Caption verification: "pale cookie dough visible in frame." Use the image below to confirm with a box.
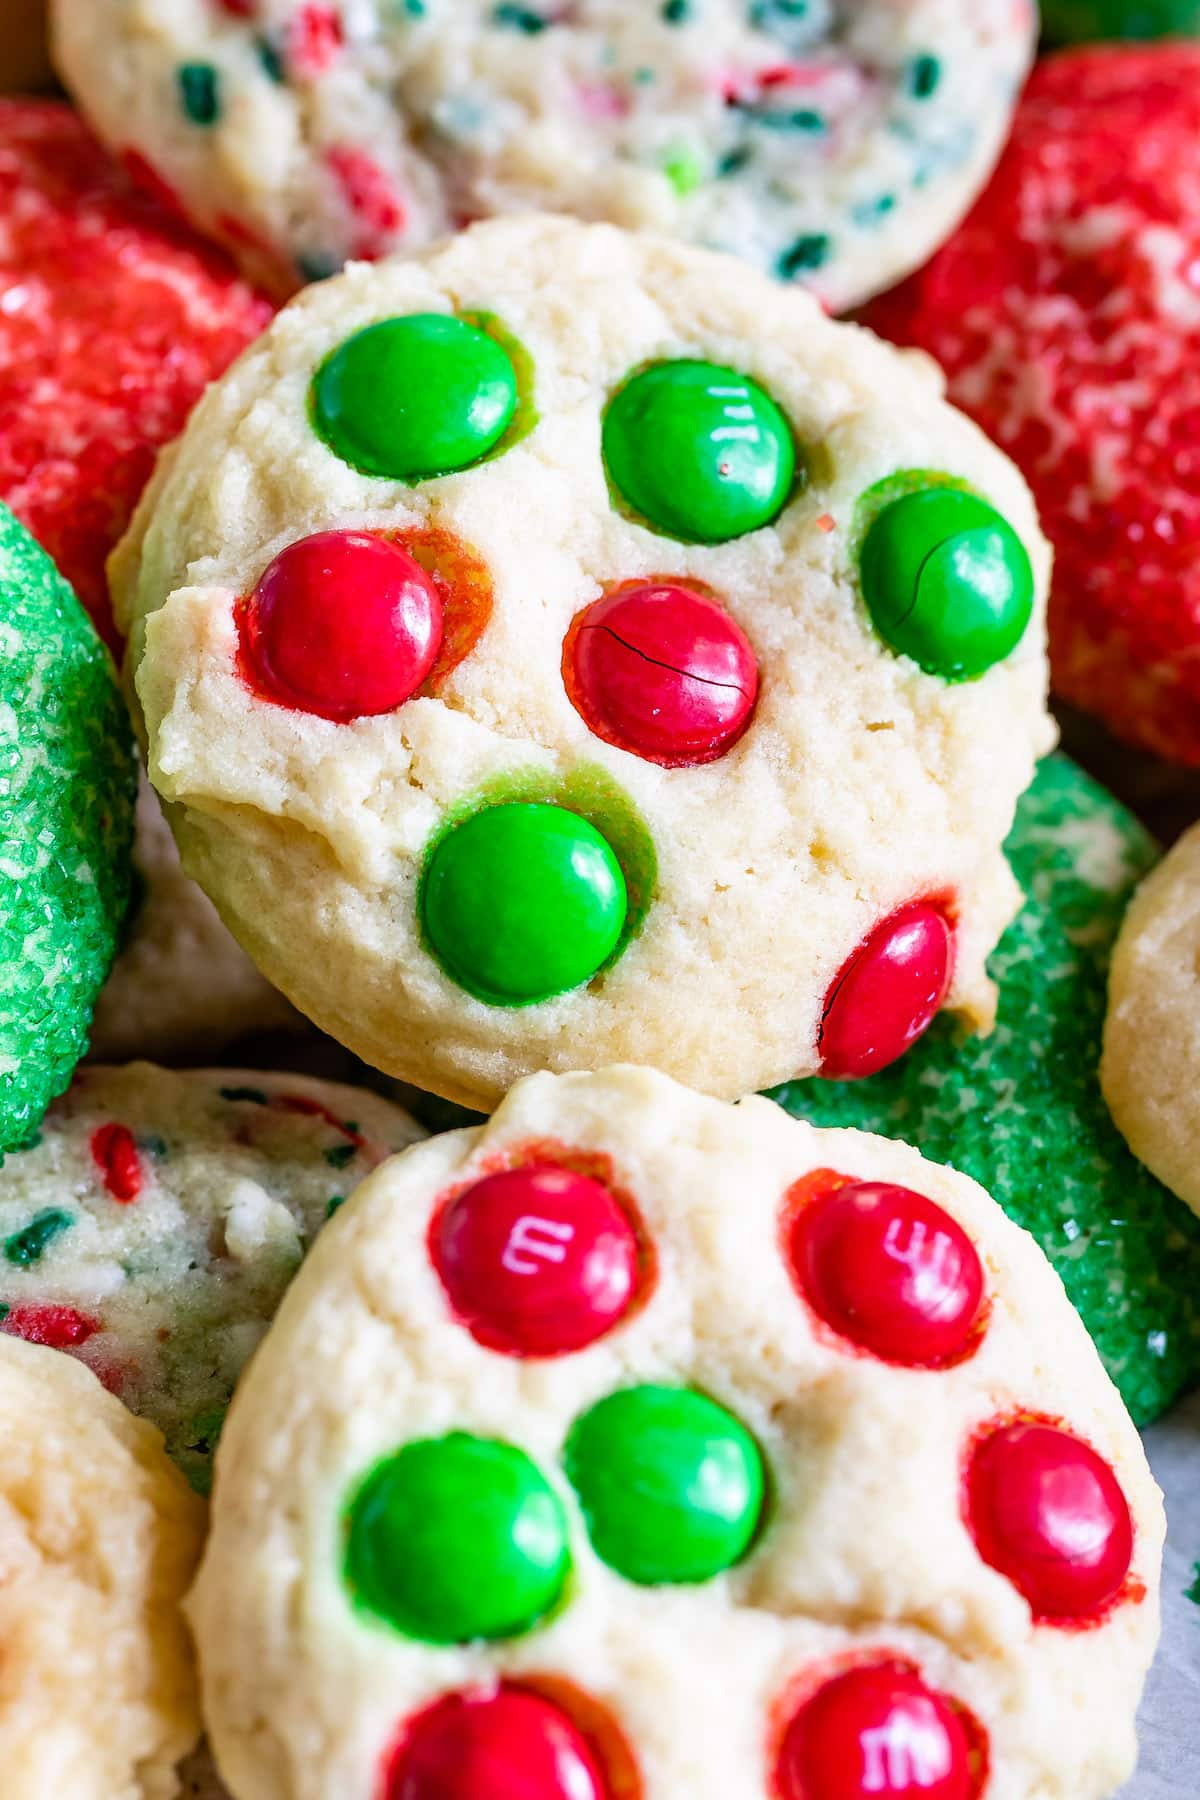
[113,216,1054,1111]
[90,775,301,1064]
[189,1066,1161,1800]
[51,0,1035,309]
[0,1062,423,1493]
[0,1334,204,1800]
[1102,820,1200,1218]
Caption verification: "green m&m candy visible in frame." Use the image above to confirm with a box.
[603,359,797,543]
[343,1433,569,1642]
[859,485,1034,681]
[564,1384,765,1585]
[420,802,628,1006]
[312,314,518,480]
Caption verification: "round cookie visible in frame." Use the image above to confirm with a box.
[189,1065,1162,1800]
[1102,820,1200,1219]
[866,45,1200,766]
[1041,1,1200,40]
[0,1062,423,1493]
[0,100,274,652]
[1,503,137,1156]
[51,0,1035,312]
[775,753,1200,1427]
[0,1334,204,1800]
[90,774,301,1064]
[113,215,1053,1110]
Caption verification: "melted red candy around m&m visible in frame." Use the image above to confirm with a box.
[775,1661,982,1800]
[787,1179,985,1368]
[241,529,442,721]
[385,1684,608,1800]
[90,1123,143,1203]
[819,903,953,1079]
[964,1419,1134,1624]
[432,1165,641,1357]
[565,581,758,766]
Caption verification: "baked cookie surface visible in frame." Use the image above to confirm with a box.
[190,1065,1161,1800]
[0,1334,204,1800]
[51,0,1034,311]
[0,1062,422,1492]
[114,215,1053,1110]
[1103,820,1200,1219]
[0,502,136,1154]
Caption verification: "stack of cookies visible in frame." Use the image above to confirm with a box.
[2,5,1198,1798]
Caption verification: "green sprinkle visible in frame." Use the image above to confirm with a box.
[1187,1562,1200,1605]
[219,1085,269,1105]
[326,1195,347,1219]
[0,1304,9,1324]
[908,54,942,99]
[5,1209,74,1267]
[324,1143,357,1170]
[256,35,285,83]
[777,232,831,277]
[295,250,341,283]
[178,63,221,127]
[733,101,825,133]
[662,0,693,18]
[717,146,753,177]
[492,2,550,29]
[663,148,703,195]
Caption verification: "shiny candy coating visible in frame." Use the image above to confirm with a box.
[312,313,518,480]
[564,1384,765,1585]
[420,802,628,1006]
[818,903,953,1079]
[775,1660,982,1800]
[344,1433,569,1643]
[384,1686,609,1800]
[859,487,1034,680]
[241,529,442,720]
[602,359,797,544]
[432,1164,642,1357]
[964,1419,1134,1624]
[787,1179,986,1368]
[566,581,758,765]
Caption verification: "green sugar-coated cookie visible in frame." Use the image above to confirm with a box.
[772,754,1200,1425]
[0,505,136,1150]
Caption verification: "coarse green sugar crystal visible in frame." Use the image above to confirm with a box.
[0,504,136,1154]
[771,754,1200,1426]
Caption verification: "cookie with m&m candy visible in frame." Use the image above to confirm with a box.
[776,754,1200,1428]
[0,1062,422,1494]
[1,503,136,1155]
[112,216,1053,1110]
[0,1334,205,1800]
[189,1065,1162,1800]
[51,0,1034,310]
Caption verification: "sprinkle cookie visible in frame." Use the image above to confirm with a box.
[867,45,1200,766]
[90,776,300,1064]
[1,504,136,1156]
[113,216,1053,1110]
[776,754,1200,1428]
[0,1334,204,1800]
[0,100,273,652]
[0,1063,423,1493]
[51,1,1035,311]
[189,1065,1162,1800]
[1102,821,1200,1220]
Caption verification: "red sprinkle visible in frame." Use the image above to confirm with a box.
[0,1304,100,1349]
[289,6,344,77]
[268,1092,368,1153]
[0,102,273,650]
[324,145,406,258]
[90,1123,143,1203]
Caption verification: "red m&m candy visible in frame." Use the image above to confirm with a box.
[565,581,758,766]
[240,529,442,721]
[432,1165,641,1357]
[787,1180,985,1368]
[775,1660,982,1800]
[819,903,953,1079]
[385,1684,609,1800]
[964,1419,1134,1624]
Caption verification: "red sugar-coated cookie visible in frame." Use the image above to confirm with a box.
[865,45,1200,765]
[0,100,273,651]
